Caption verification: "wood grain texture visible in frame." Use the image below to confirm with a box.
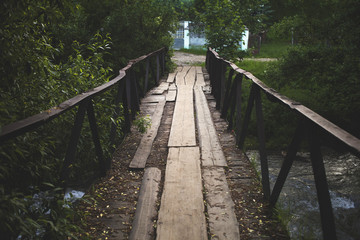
[196,73,206,86]
[141,95,165,103]
[130,100,166,168]
[185,66,196,86]
[166,73,176,83]
[194,86,227,166]
[166,90,177,102]
[175,66,190,85]
[168,85,196,147]
[152,82,169,95]
[156,147,208,240]
[129,167,161,240]
[203,167,240,240]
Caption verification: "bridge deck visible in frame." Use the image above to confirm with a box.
[129,66,240,240]
[84,62,288,239]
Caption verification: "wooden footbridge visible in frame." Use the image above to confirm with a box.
[1,48,360,239]
[128,65,239,240]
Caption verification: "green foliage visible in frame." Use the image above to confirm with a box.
[134,115,152,134]
[265,46,360,137]
[200,0,245,61]
[236,60,271,80]
[252,41,290,58]
[0,0,177,238]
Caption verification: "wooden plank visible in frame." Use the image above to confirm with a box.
[152,82,169,95]
[195,73,205,86]
[203,167,240,240]
[194,86,227,166]
[185,66,196,86]
[130,167,161,240]
[156,147,207,240]
[130,100,166,168]
[166,90,177,102]
[167,73,176,83]
[175,66,190,85]
[141,95,165,103]
[168,85,196,147]
[169,83,177,91]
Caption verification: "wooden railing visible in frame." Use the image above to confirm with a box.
[0,47,166,183]
[206,48,360,239]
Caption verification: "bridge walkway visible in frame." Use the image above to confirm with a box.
[126,65,264,240]
[80,63,288,239]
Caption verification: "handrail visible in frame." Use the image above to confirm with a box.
[0,47,165,142]
[207,48,360,154]
[0,47,166,182]
[206,47,360,240]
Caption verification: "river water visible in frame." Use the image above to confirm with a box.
[246,149,360,239]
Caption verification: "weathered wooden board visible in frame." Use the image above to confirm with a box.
[175,66,190,85]
[168,85,196,147]
[195,66,203,74]
[129,167,161,240]
[202,167,240,240]
[166,90,177,102]
[185,66,196,86]
[195,73,205,86]
[169,83,177,91]
[130,100,166,168]
[166,73,176,83]
[141,95,165,103]
[152,82,169,95]
[194,86,227,166]
[156,147,207,240]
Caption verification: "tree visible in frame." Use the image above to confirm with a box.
[200,0,244,60]
[265,0,360,137]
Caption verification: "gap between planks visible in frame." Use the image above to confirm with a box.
[129,100,166,168]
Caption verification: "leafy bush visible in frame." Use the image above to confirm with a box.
[265,45,360,138]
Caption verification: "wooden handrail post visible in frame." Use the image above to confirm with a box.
[144,59,149,95]
[270,118,305,206]
[221,68,235,118]
[123,75,131,133]
[110,80,124,150]
[237,83,256,148]
[87,100,107,175]
[227,74,241,130]
[254,85,270,199]
[219,62,226,111]
[234,74,243,134]
[156,54,160,85]
[61,99,89,182]
[162,49,165,75]
[130,70,140,117]
[308,122,337,239]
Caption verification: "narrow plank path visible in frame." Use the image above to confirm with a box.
[77,54,289,240]
[156,147,207,240]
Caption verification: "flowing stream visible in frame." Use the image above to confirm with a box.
[246,149,360,239]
